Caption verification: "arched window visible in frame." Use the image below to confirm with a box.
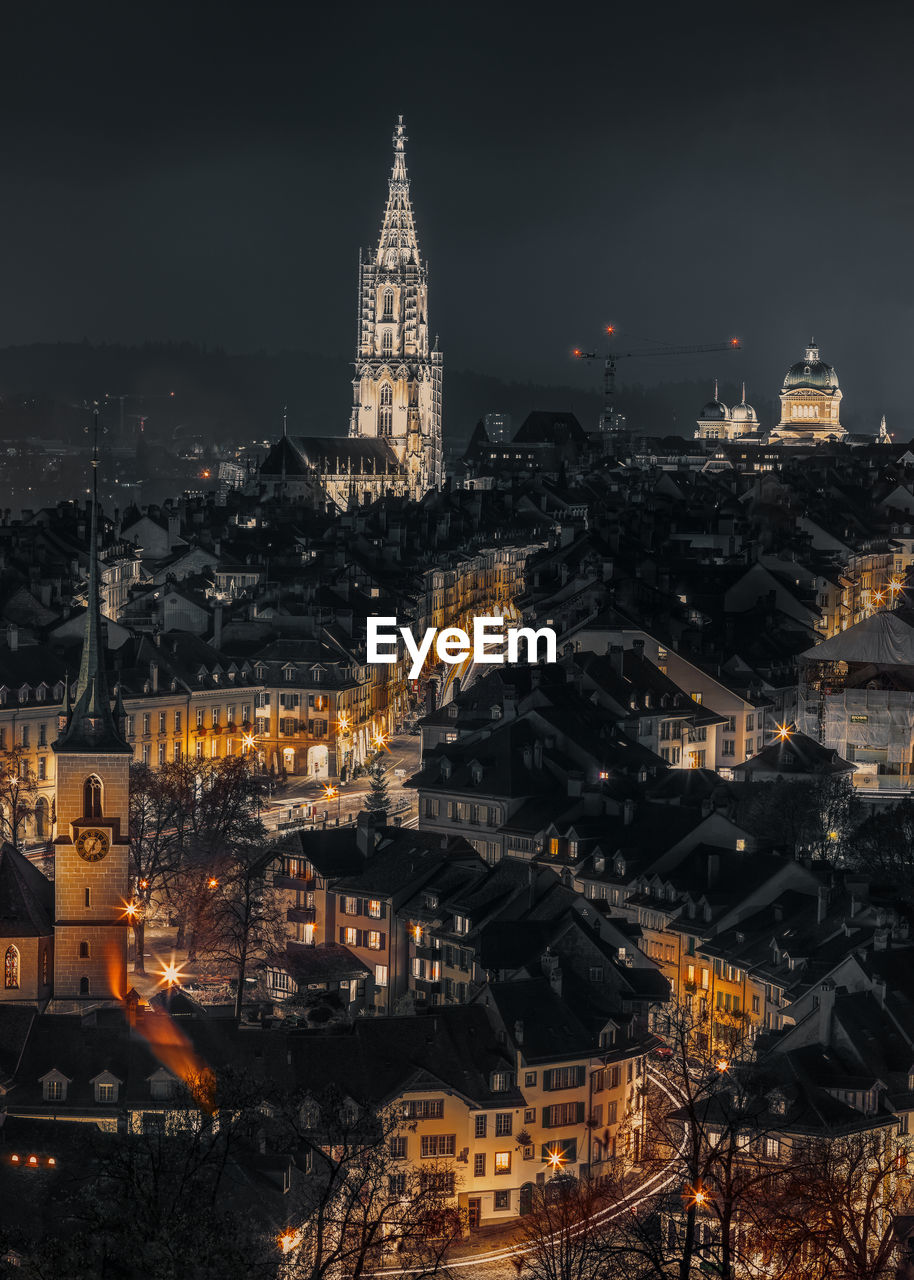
[84,776,102,818]
[4,945,20,989]
[379,384,393,437]
[381,330,393,356]
[35,796,49,840]
[382,289,394,318]
[79,976,90,996]
[79,941,90,959]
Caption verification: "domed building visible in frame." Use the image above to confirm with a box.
[768,339,845,444]
[694,381,762,441]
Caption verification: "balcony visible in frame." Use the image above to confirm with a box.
[287,906,316,925]
[274,874,315,891]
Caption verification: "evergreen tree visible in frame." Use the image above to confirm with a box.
[365,760,390,817]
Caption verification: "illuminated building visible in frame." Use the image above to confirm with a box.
[260,117,443,509]
[768,339,846,444]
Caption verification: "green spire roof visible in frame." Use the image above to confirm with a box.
[54,424,132,755]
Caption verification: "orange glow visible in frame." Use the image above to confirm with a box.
[715,1058,730,1072]
[208,878,219,889]
[10,1154,19,1163]
[278,1230,299,1253]
[546,1145,567,1170]
[774,721,792,741]
[874,591,885,605]
[28,1155,37,1166]
[337,713,350,732]
[47,1157,56,1166]
[323,784,338,801]
[123,900,137,918]
[605,325,615,335]
[242,732,257,750]
[201,470,211,478]
[573,348,581,358]
[130,999,217,1113]
[139,879,148,890]
[730,337,740,347]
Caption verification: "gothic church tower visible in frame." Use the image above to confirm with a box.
[52,433,132,1004]
[349,117,444,496]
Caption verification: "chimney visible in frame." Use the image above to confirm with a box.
[213,604,223,651]
[609,644,624,676]
[533,740,543,770]
[872,974,887,1005]
[817,885,829,924]
[150,661,159,693]
[514,1019,524,1046]
[632,638,645,658]
[874,930,889,954]
[7,623,18,652]
[356,809,383,856]
[567,771,583,797]
[623,798,635,826]
[706,852,721,889]
[541,950,562,996]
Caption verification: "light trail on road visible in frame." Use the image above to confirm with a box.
[363,1069,687,1276]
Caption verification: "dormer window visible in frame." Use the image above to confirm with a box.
[614,855,626,877]
[36,683,47,703]
[18,685,28,703]
[40,1069,71,1103]
[91,1070,122,1104]
[440,759,452,781]
[490,1071,512,1093]
[471,763,483,785]
[599,1025,617,1049]
[769,1092,787,1116]
[148,1068,176,1101]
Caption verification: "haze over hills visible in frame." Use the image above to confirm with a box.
[0,341,807,449]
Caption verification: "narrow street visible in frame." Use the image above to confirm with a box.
[265,732,423,832]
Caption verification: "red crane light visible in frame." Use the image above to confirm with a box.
[605,325,615,335]
[730,337,740,347]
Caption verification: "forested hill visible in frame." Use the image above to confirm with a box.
[0,342,781,446]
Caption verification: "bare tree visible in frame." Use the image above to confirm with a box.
[267,1089,463,1280]
[197,844,288,1020]
[0,744,37,850]
[749,1127,912,1280]
[128,763,182,975]
[161,756,268,959]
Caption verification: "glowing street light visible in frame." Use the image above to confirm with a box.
[278,1230,298,1254]
[773,721,793,741]
[545,1144,568,1171]
[323,783,342,823]
[157,959,186,991]
[715,1058,730,1073]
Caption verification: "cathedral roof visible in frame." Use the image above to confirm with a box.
[0,843,53,939]
[784,340,839,392]
[260,435,311,479]
[289,436,405,474]
[513,412,587,445]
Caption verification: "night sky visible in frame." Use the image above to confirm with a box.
[3,0,914,424]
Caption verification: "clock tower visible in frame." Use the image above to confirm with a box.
[51,432,133,1004]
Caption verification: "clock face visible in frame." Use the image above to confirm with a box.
[76,828,110,863]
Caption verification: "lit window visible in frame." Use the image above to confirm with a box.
[494,1151,511,1175]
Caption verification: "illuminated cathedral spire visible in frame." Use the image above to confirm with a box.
[350,117,444,496]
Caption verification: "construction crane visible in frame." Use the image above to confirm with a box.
[573,327,741,434]
[104,391,176,445]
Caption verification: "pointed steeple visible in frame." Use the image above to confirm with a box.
[741,381,747,405]
[714,378,719,401]
[376,115,420,267]
[54,415,131,755]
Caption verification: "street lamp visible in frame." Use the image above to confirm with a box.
[323,783,342,824]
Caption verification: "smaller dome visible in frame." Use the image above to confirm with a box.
[699,398,729,422]
[731,402,758,425]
